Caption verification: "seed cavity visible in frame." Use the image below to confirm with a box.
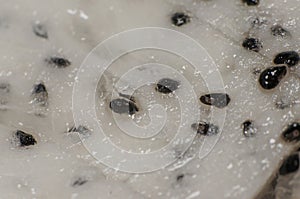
[281,122,300,142]
[14,130,37,147]
[271,25,290,38]
[109,98,139,115]
[279,153,299,175]
[46,57,71,68]
[191,122,219,136]
[200,93,230,108]
[242,37,263,52]
[242,0,259,6]
[171,12,190,27]
[258,66,287,90]
[273,51,299,67]
[242,120,256,137]
[32,23,48,39]
[155,78,180,94]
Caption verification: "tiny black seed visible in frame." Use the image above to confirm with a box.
[271,25,290,38]
[279,154,299,175]
[258,66,287,90]
[0,83,10,93]
[109,98,139,115]
[156,78,180,94]
[199,93,230,108]
[171,12,190,27]
[33,83,47,94]
[242,0,259,6]
[191,122,219,136]
[46,57,71,68]
[273,51,299,67]
[68,125,90,135]
[14,130,37,147]
[242,120,256,137]
[72,177,88,187]
[281,122,300,142]
[32,23,48,39]
[242,38,263,52]
[176,174,184,182]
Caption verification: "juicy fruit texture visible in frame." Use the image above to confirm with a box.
[14,130,37,147]
[109,98,139,115]
[155,78,180,94]
[242,37,263,52]
[199,93,231,108]
[0,0,300,199]
[258,66,287,90]
[273,51,299,68]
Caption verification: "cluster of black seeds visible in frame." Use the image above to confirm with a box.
[273,51,299,68]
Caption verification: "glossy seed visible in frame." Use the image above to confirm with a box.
[281,122,300,142]
[171,12,190,27]
[156,78,180,94]
[258,66,287,90]
[191,122,219,136]
[242,0,259,6]
[273,51,299,67]
[46,57,71,68]
[109,98,139,115]
[271,25,290,38]
[200,93,230,108]
[279,154,299,175]
[33,83,47,94]
[32,23,48,39]
[14,130,37,147]
[242,120,256,137]
[242,37,263,52]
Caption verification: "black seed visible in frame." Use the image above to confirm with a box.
[109,98,139,115]
[72,177,88,187]
[32,23,48,39]
[191,122,219,136]
[33,83,47,94]
[281,122,300,142]
[171,12,190,27]
[176,174,184,182]
[271,25,290,38]
[0,83,10,93]
[156,78,180,94]
[258,66,287,90]
[200,93,230,108]
[46,57,71,68]
[14,130,37,147]
[68,125,90,135]
[242,120,256,137]
[273,51,299,67]
[242,37,263,52]
[279,154,299,175]
[242,0,259,6]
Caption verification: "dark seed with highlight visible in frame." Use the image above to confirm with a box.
[242,38,263,52]
[279,154,299,175]
[191,122,219,136]
[156,78,180,94]
[33,83,47,94]
[72,177,88,187]
[271,25,290,38]
[14,130,37,147]
[242,120,256,137]
[273,51,299,67]
[200,93,230,108]
[258,66,287,90]
[171,12,190,27]
[242,0,259,6]
[46,57,71,68]
[282,122,300,142]
[109,98,139,115]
